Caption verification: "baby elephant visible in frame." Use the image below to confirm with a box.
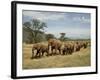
[31,43,48,59]
[39,44,49,57]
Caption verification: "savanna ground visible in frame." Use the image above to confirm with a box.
[22,41,91,69]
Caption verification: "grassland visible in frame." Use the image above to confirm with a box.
[22,43,91,69]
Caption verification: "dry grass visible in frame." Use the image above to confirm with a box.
[22,43,91,69]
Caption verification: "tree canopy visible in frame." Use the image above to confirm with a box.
[23,18,47,43]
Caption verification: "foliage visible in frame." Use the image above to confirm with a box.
[32,30,46,43]
[31,19,47,43]
[59,33,66,41]
[46,34,55,40]
[23,22,31,28]
[23,22,33,43]
[23,19,47,43]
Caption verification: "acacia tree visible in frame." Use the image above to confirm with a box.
[60,33,66,41]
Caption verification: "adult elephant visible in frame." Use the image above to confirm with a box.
[62,43,74,55]
[48,39,62,55]
[74,42,81,51]
[83,42,88,48]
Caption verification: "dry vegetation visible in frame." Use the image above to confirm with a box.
[22,41,91,69]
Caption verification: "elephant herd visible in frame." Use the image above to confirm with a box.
[31,39,89,59]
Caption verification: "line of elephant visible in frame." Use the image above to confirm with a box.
[31,39,89,59]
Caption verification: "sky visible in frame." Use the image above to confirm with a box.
[22,10,91,39]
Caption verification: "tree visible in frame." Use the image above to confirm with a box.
[35,32,46,42]
[23,22,31,28]
[31,19,47,43]
[23,22,33,43]
[46,34,55,40]
[23,27,33,43]
[23,19,47,43]
[59,33,66,41]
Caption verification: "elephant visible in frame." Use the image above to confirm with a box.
[83,42,88,48]
[74,42,81,51]
[31,43,48,59]
[62,43,74,55]
[39,44,49,56]
[48,39,62,55]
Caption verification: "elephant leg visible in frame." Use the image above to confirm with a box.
[63,50,65,55]
[46,50,49,56]
[69,49,70,54]
[31,49,34,59]
[42,51,44,56]
[64,51,66,55]
[51,48,54,55]
[58,49,61,55]
[42,50,46,57]
[38,50,42,58]
[35,50,40,58]
[55,48,58,55]
[67,48,69,54]
[48,45,52,56]
[65,48,68,55]
[68,49,70,54]
[58,48,61,55]
[70,48,71,54]
[31,48,36,59]
[70,49,72,54]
